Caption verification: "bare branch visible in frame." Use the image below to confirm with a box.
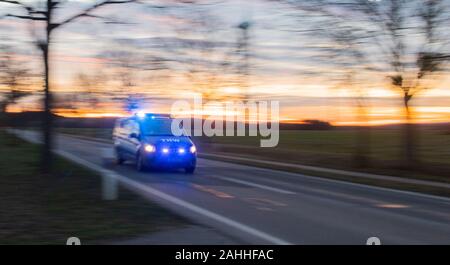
[1,13,46,21]
[0,0,31,8]
[0,0,43,15]
[0,0,47,22]
[54,0,137,29]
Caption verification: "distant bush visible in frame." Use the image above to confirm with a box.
[280,120,333,130]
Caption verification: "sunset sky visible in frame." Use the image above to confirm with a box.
[1,0,449,125]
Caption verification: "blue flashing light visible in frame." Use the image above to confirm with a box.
[136,111,146,119]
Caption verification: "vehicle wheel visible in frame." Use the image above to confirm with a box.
[185,166,195,174]
[115,150,125,165]
[136,153,147,172]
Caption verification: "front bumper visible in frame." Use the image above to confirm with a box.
[143,151,196,168]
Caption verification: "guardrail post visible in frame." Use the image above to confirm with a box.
[102,148,118,200]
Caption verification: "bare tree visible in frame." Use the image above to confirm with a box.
[0,46,31,116]
[328,27,374,168]
[166,1,240,102]
[236,20,252,102]
[99,49,143,113]
[346,0,449,167]
[0,0,138,172]
[74,71,108,111]
[282,0,450,168]
[275,0,375,167]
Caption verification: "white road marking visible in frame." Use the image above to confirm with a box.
[191,183,235,199]
[376,204,410,209]
[55,149,292,245]
[217,176,296,195]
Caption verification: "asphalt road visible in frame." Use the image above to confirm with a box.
[15,130,450,244]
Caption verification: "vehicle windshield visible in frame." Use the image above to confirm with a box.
[141,118,181,136]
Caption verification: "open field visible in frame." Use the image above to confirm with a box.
[206,128,450,183]
[209,129,450,165]
[0,131,189,244]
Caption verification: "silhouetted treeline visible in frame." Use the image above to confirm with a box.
[1,112,335,130]
[0,112,117,128]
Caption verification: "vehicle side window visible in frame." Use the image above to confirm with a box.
[123,120,133,132]
[114,119,126,136]
[124,120,140,135]
[131,120,140,135]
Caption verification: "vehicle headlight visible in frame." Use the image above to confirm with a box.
[144,144,156,152]
[190,145,197,153]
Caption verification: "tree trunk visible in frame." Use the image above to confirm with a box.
[403,93,417,168]
[0,103,7,127]
[41,1,53,173]
[41,42,52,173]
[353,98,370,168]
[354,125,370,168]
[0,102,6,113]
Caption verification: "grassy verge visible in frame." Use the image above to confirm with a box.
[0,130,189,244]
